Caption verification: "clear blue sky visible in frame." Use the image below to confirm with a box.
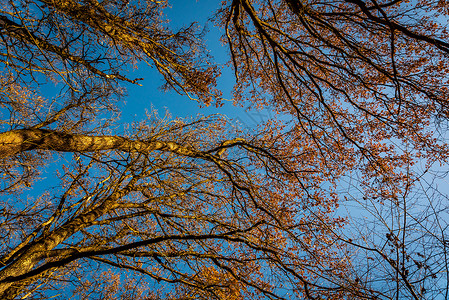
[121,0,274,129]
[123,1,230,118]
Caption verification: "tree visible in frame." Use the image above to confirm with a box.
[222,0,449,298]
[1,0,449,299]
[0,112,351,299]
[0,1,349,299]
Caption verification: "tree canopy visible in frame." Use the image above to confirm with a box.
[0,0,449,299]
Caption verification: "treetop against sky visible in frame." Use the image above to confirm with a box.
[1,0,449,299]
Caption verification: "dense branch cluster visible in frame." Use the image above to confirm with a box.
[0,0,448,299]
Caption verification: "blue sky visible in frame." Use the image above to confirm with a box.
[120,0,275,130]
[123,1,234,119]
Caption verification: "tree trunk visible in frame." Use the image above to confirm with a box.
[0,129,198,158]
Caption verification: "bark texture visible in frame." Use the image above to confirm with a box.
[0,129,200,158]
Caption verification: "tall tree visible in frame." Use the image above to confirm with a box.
[0,1,348,299]
[1,0,449,299]
[222,0,449,298]
[0,113,349,299]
